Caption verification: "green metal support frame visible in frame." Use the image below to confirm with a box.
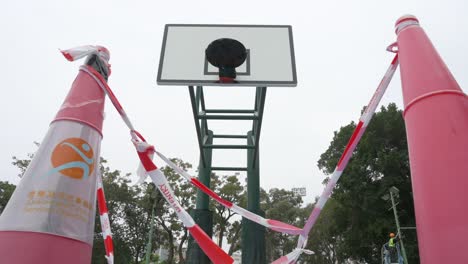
[186,86,267,264]
[242,130,266,263]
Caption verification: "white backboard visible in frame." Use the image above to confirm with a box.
[157,24,297,87]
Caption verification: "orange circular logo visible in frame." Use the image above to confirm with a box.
[51,138,95,179]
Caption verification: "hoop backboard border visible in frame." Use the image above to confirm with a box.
[157,24,297,87]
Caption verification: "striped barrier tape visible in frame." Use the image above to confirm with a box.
[133,137,233,263]
[62,46,399,263]
[156,151,303,235]
[96,173,114,264]
[75,51,303,236]
[273,54,399,263]
[271,248,315,264]
[61,46,114,263]
[77,60,233,264]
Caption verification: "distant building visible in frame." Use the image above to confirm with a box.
[156,245,187,262]
[157,247,169,261]
[232,250,242,264]
[292,187,306,197]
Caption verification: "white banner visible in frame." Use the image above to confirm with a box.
[0,120,101,244]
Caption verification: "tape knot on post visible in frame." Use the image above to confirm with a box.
[386,42,398,53]
[133,140,155,154]
[395,15,420,34]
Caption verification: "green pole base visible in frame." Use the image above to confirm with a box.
[242,209,266,264]
[186,209,213,264]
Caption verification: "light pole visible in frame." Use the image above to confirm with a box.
[382,186,409,264]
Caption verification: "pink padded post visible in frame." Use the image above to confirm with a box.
[0,65,105,263]
[396,15,468,263]
[0,231,92,263]
[54,69,105,136]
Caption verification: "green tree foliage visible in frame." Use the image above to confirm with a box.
[8,149,246,263]
[263,188,303,261]
[3,142,37,214]
[151,158,196,264]
[314,103,419,263]
[299,199,346,264]
[10,139,415,263]
[11,142,39,178]
[9,152,155,264]
[211,173,245,249]
[0,181,16,215]
[92,158,154,264]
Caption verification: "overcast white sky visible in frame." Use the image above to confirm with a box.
[1,0,467,204]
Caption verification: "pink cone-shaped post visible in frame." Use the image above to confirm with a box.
[0,50,108,263]
[396,15,468,263]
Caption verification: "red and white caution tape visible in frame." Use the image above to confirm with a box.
[78,57,298,260]
[132,137,233,264]
[62,47,114,263]
[271,248,315,264]
[273,54,399,264]
[96,174,114,264]
[64,49,233,263]
[62,45,398,263]
[60,45,111,72]
[156,151,303,235]
[69,47,302,262]
[74,50,302,235]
